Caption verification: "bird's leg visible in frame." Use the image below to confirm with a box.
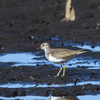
[55,65,62,77]
[61,63,65,77]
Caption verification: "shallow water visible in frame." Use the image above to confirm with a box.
[77,95,100,100]
[64,42,100,52]
[0,42,100,99]
[0,94,100,100]
[0,95,49,100]
[0,52,50,67]
[0,81,100,88]
[0,51,99,69]
[75,44,100,52]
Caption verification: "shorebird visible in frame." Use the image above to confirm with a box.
[38,42,86,77]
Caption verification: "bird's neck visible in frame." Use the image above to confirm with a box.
[44,47,50,53]
[44,48,51,60]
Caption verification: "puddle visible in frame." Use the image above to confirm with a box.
[0,94,100,100]
[0,53,35,63]
[64,42,100,52]
[0,95,49,100]
[67,58,100,69]
[0,83,73,88]
[76,81,100,86]
[0,81,100,88]
[0,52,100,69]
[77,95,100,100]
[0,52,51,67]
[74,44,100,52]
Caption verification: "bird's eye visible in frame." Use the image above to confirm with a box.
[42,45,44,46]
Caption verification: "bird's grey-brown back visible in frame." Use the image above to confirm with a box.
[50,48,85,59]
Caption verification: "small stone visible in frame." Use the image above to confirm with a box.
[69,64,72,66]
[97,23,100,26]
[98,7,100,9]
[91,45,95,48]
[31,36,34,39]
[96,27,98,30]
[82,86,84,89]
[1,47,4,49]
[61,13,64,15]
[48,75,50,77]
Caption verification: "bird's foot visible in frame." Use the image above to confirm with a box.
[55,74,65,77]
[55,75,59,77]
[61,75,65,77]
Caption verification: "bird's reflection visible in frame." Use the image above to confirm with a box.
[49,96,79,100]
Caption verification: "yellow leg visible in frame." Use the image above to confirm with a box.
[61,63,65,77]
[55,67,62,77]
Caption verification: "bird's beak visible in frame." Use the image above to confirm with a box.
[34,46,41,51]
[36,47,40,50]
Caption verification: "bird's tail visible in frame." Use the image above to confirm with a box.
[77,49,87,54]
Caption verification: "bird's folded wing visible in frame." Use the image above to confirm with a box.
[51,49,82,59]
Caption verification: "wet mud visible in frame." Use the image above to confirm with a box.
[0,0,100,99]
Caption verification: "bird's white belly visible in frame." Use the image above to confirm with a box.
[48,54,66,64]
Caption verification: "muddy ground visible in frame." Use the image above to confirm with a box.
[0,0,100,98]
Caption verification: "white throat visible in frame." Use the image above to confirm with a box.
[43,48,48,52]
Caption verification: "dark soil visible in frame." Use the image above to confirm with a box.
[0,0,100,98]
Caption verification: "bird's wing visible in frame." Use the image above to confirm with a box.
[51,49,82,59]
